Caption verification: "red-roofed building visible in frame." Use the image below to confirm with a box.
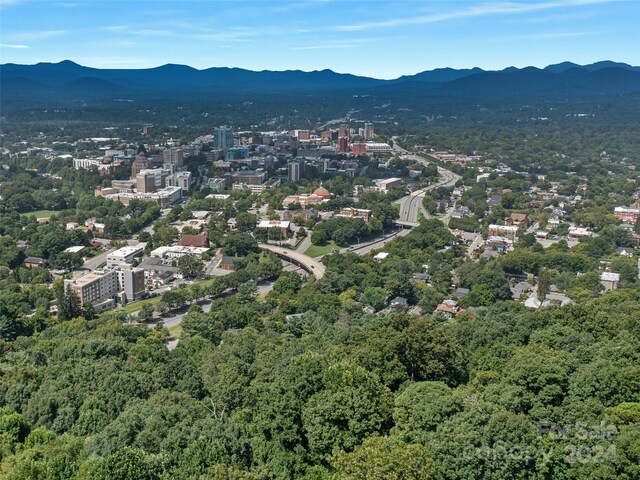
[435,303,459,319]
[178,232,209,248]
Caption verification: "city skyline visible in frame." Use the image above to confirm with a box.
[1,0,639,79]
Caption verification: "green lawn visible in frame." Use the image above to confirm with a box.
[118,295,162,315]
[21,209,70,218]
[305,241,341,258]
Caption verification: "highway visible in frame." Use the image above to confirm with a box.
[395,148,461,226]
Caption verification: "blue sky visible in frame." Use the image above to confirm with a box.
[0,0,638,78]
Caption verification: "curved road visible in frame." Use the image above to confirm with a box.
[259,243,326,279]
[393,142,461,225]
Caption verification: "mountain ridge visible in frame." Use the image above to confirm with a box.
[1,60,639,103]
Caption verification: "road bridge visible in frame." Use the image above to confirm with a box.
[259,243,325,279]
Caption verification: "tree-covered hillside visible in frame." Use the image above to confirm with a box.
[0,219,638,479]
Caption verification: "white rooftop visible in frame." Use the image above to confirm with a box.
[600,272,621,282]
[150,245,209,257]
[258,220,290,229]
[109,245,144,256]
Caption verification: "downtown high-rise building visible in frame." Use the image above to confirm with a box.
[163,147,184,170]
[364,122,374,140]
[288,160,304,181]
[215,126,234,151]
[338,136,349,153]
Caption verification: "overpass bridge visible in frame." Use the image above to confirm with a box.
[394,220,419,228]
[259,243,326,279]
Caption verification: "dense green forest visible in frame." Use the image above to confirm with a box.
[0,217,639,479]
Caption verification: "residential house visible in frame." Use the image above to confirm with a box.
[453,287,470,299]
[505,213,529,227]
[23,257,48,268]
[389,296,408,311]
[219,256,236,270]
[616,247,634,257]
[600,272,620,291]
[178,232,210,248]
[511,281,533,300]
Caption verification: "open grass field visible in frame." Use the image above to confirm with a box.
[305,241,341,258]
[21,209,70,218]
[118,295,162,315]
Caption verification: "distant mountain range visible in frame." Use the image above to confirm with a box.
[1,60,639,103]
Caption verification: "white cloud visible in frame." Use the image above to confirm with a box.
[0,42,30,48]
[0,0,26,7]
[333,0,616,32]
[9,29,67,41]
[292,38,373,50]
[102,25,127,32]
[493,30,599,41]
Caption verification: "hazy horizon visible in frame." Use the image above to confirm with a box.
[1,0,639,79]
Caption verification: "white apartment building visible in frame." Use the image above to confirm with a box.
[107,245,144,266]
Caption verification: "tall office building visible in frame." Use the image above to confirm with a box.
[130,152,150,178]
[339,123,350,138]
[338,136,349,153]
[364,123,374,140]
[163,147,184,169]
[288,160,304,181]
[215,126,234,151]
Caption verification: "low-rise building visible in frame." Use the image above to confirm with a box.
[365,142,393,154]
[614,206,639,225]
[107,245,144,266]
[178,233,210,248]
[257,220,291,236]
[373,252,389,262]
[205,177,226,191]
[219,256,235,270]
[282,187,334,209]
[506,213,530,227]
[24,257,47,268]
[568,226,594,239]
[373,177,402,193]
[96,185,182,208]
[150,245,210,259]
[336,207,372,222]
[389,296,408,311]
[600,272,620,291]
[487,224,519,242]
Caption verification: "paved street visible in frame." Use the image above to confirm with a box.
[296,235,312,253]
[393,141,461,225]
[82,249,113,270]
[147,280,275,350]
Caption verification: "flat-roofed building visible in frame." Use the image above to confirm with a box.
[373,177,402,193]
[614,206,640,225]
[365,142,392,154]
[107,245,144,266]
[150,245,210,259]
[64,271,118,310]
[488,224,519,242]
[336,207,372,222]
[99,186,182,208]
[163,147,184,169]
[231,170,266,185]
[113,266,145,302]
